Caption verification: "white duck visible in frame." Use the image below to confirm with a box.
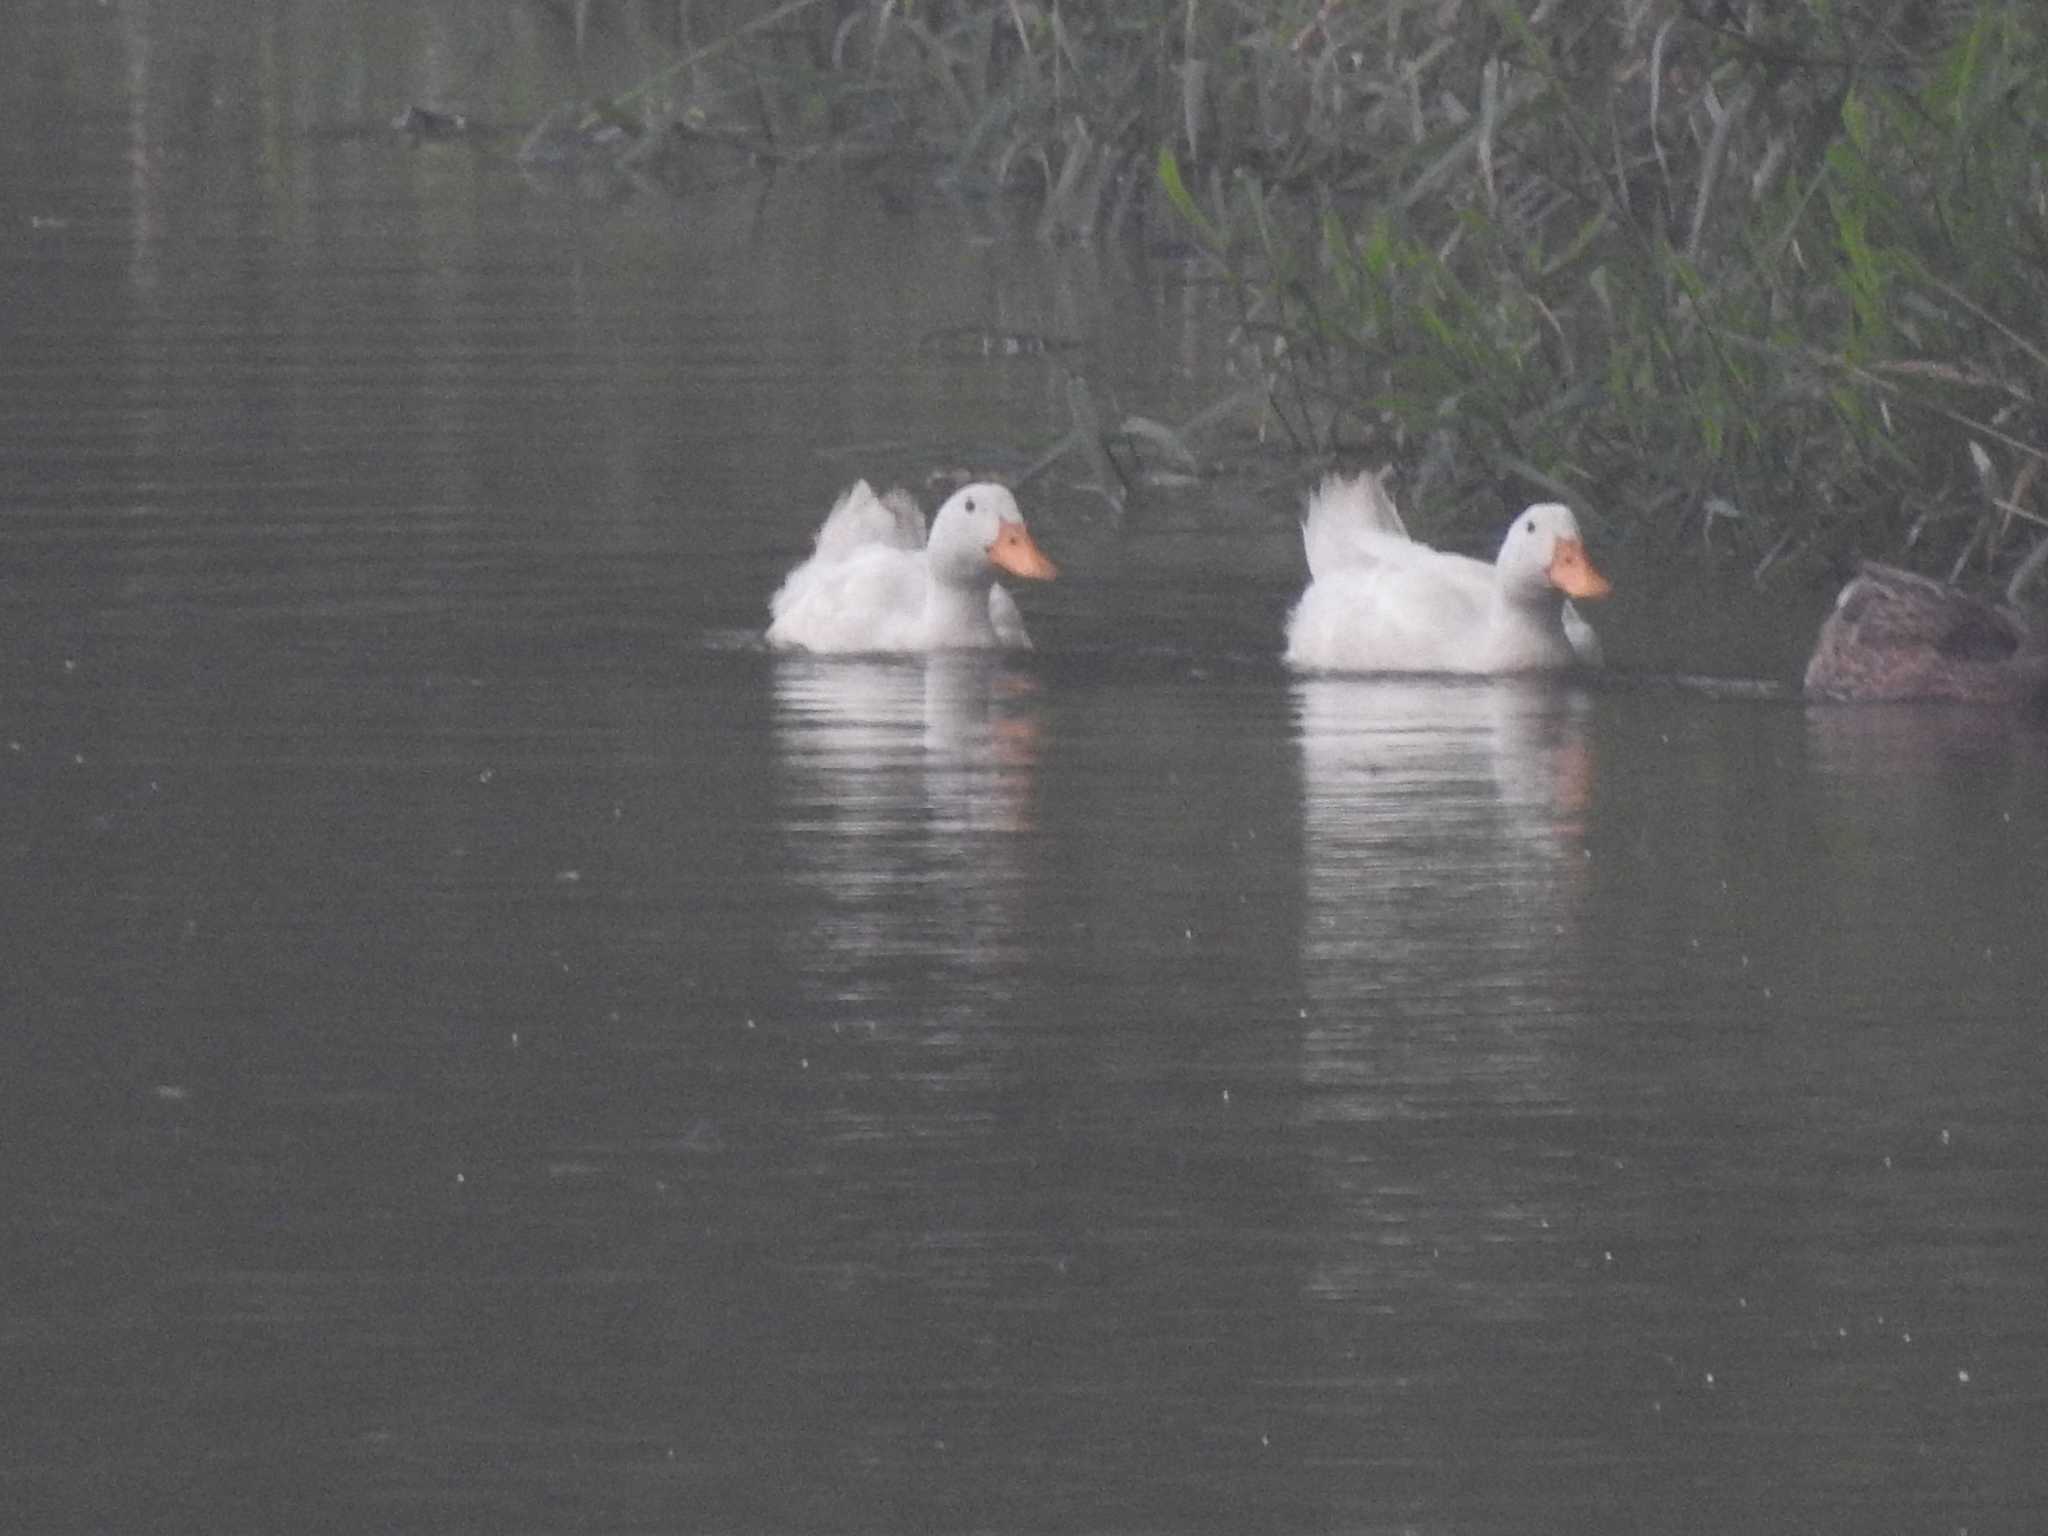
[1284,471,1611,673]
[766,480,1058,653]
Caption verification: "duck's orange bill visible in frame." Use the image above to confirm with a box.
[990,520,1058,581]
[1548,537,1612,600]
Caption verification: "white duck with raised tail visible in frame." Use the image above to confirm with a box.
[1284,471,1611,673]
[767,481,1057,653]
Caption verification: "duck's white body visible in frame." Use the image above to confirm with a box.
[767,481,1057,653]
[1284,472,1610,674]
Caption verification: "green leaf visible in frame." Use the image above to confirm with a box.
[1156,146,1219,248]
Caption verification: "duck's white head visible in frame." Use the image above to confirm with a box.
[925,483,1058,588]
[1494,503,1611,604]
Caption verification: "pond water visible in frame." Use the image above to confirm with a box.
[6,6,2046,1534]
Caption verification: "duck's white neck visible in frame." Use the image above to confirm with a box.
[924,569,998,647]
[1493,579,1565,618]
[1485,583,1576,668]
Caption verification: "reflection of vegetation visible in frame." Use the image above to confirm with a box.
[579,1,2045,582]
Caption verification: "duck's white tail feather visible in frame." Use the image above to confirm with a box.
[811,481,927,560]
[1301,470,1412,579]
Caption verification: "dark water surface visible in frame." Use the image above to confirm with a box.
[6,7,2047,1534]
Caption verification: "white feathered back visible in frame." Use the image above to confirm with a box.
[809,481,926,560]
[1301,470,1411,580]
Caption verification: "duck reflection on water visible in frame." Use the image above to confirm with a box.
[770,655,1045,1019]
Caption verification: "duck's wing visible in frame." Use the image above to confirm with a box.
[767,543,928,651]
[1838,563,2025,660]
[1286,557,1495,671]
[1301,470,1414,579]
[809,481,927,562]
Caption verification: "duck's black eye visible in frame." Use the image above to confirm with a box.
[964,497,976,513]
[1524,516,1535,533]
